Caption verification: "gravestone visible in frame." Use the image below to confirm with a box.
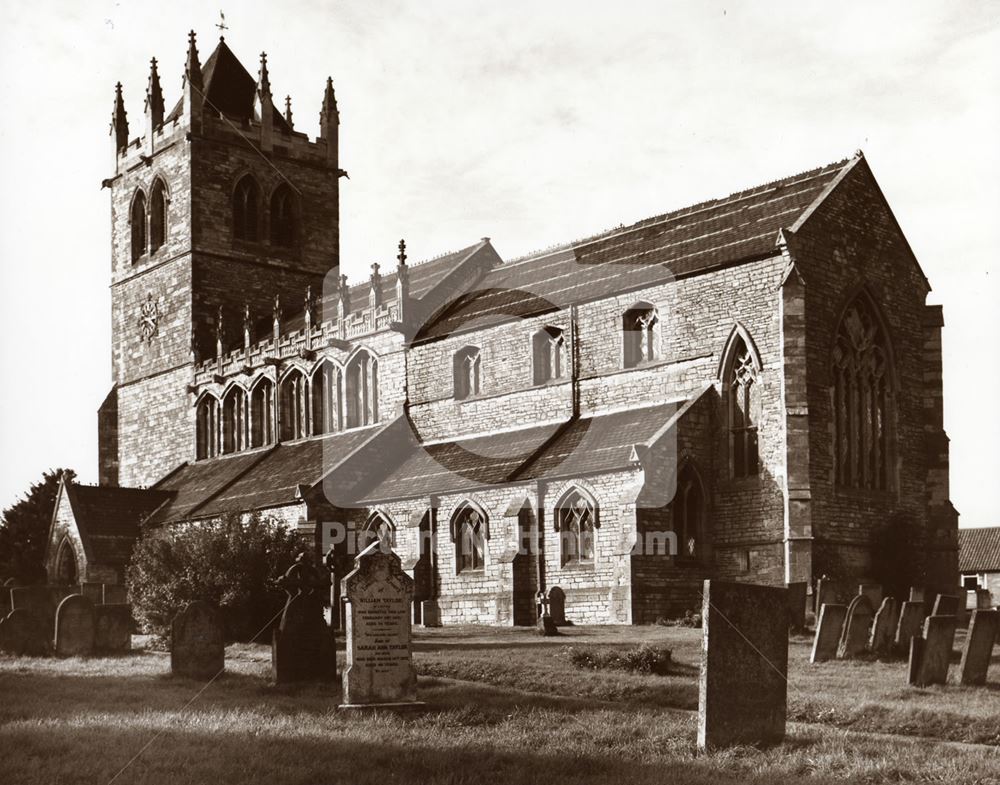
[79,583,104,605]
[975,589,993,610]
[420,600,441,627]
[959,609,999,686]
[869,597,899,657]
[10,585,76,637]
[858,583,883,611]
[0,609,49,655]
[171,601,224,680]
[103,584,128,605]
[698,580,788,750]
[786,582,808,630]
[810,603,846,663]
[908,586,925,603]
[895,601,925,655]
[909,615,957,686]
[54,595,95,656]
[932,594,959,617]
[837,594,873,659]
[814,577,844,614]
[94,604,131,652]
[271,553,336,684]
[341,542,419,708]
[547,586,567,626]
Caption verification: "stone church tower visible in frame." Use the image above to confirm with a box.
[99,33,344,488]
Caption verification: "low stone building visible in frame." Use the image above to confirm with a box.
[45,31,959,624]
[959,527,1000,601]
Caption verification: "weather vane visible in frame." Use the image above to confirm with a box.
[216,10,228,37]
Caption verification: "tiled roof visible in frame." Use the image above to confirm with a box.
[356,402,682,503]
[68,484,172,565]
[148,450,269,524]
[417,157,854,341]
[959,527,1000,572]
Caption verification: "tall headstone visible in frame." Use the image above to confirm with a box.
[869,597,899,657]
[94,604,132,652]
[54,595,96,656]
[908,586,925,603]
[420,600,441,627]
[837,594,874,659]
[909,615,957,686]
[341,542,419,708]
[698,580,788,750]
[810,603,846,663]
[958,609,999,686]
[931,594,959,617]
[785,582,808,630]
[171,601,224,680]
[10,585,76,636]
[271,553,336,684]
[814,577,843,614]
[975,589,993,610]
[547,586,567,626]
[858,583,883,610]
[895,601,925,655]
[0,609,49,655]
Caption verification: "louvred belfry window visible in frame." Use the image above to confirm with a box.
[149,178,168,252]
[131,190,147,262]
[833,297,894,490]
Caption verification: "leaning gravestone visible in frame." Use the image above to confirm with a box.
[909,614,957,686]
[271,553,336,684]
[0,609,49,655]
[341,542,419,708]
[698,580,788,750]
[869,597,899,657]
[959,609,999,686]
[858,583,883,611]
[94,604,131,652]
[810,603,847,663]
[171,601,224,680]
[54,595,96,656]
[10,585,76,638]
[895,601,925,655]
[837,594,874,659]
[932,594,959,617]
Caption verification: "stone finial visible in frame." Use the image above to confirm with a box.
[272,294,282,343]
[320,76,338,123]
[338,274,351,336]
[184,30,203,90]
[256,52,274,151]
[395,239,410,324]
[319,76,338,166]
[397,239,408,267]
[304,285,316,331]
[145,58,165,129]
[369,263,382,308]
[216,306,225,359]
[284,95,294,128]
[190,324,199,363]
[243,303,252,350]
[111,82,129,157]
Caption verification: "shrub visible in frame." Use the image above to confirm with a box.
[568,644,673,675]
[127,513,304,642]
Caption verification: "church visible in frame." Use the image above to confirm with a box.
[45,32,959,625]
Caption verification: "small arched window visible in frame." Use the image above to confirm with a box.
[149,178,168,252]
[311,360,341,436]
[556,488,597,566]
[345,350,378,428]
[452,503,487,573]
[453,346,481,400]
[833,294,894,490]
[270,184,297,248]
[196,394,220,460]
[130,190,147,263]
[725,333,760,478]
[623,303,658,368]
[221,386,247,454]
[233,175,260,242]
[532,327,566,385]
[55,538,78,585]
[360,513,396,551]
[278,369,308,441]
[249,378,275,448]
[674,464,705,561]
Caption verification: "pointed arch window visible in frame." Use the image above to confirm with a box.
[55,538,78,585]
[532,327,566,385]
[149,178,168,252]
[130,190,147,263]
[453,346,481,400]
[623,303,658,368]
[556,489,597,566]
[452,503,487,573]
[196,394,220,460]
[278,369,308,441]
[346,350,378,429]
[250,378,275,448]
[270,184,297,248]
[674,464,705,561]
[361,513,396,551]
[311,360,342,436]
[833,295,894,490]
[726,333,760,478]
[221,386,248,454]
[233,175,260,242]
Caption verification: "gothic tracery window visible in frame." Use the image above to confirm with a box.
[345,350,378,428]
[623,303,658,368]
[270,184,296,248]
[453,346,481,400]
[233,175,260,242]
[311,360,342,436]
[278,368,308,441]
[149,178,168,252]
[453,503,486,573]
[532,327,566,385]
[727,335,760,478]
[833,296,894,490]
[250,378,275,448]
[196,394,219,460]
[361,513,395,551]
[557,489,596,566]
[221,386,248,454]
[130,190,147,262]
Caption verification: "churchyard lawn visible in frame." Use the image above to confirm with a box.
[1,625,998,784]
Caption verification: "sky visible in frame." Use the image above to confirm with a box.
[0,1,998,526]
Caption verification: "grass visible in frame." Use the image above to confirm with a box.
[0,626,998,784]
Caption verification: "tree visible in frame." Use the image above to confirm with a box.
[0,468,74,584]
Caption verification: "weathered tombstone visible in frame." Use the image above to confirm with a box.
[271,553,336,684]
[858,583,883,610]
[837,594,874,659]
[975,589,993,610]
[54,595,96,656]
[103,584,128,605]
[420,600,441,627]
[869,597,899,657]
[341,542,420,708]
[895,601,925,655]
[94,604,132,652]
[814,577,842,614]
[958,609,999,686]
[698,580,788,750]
[2,577,17,588]
[909,586,925,603]
[0,609,49,655]
[810,603,846,663]
[79,583,104,605]
[547,586,567,626]
[10,585,76,636]
[785,582,807,630]
[932,594,959,617]
[909,615,957,686]
[171,601,224,680]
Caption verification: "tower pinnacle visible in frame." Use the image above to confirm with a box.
[145,58,165,129]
